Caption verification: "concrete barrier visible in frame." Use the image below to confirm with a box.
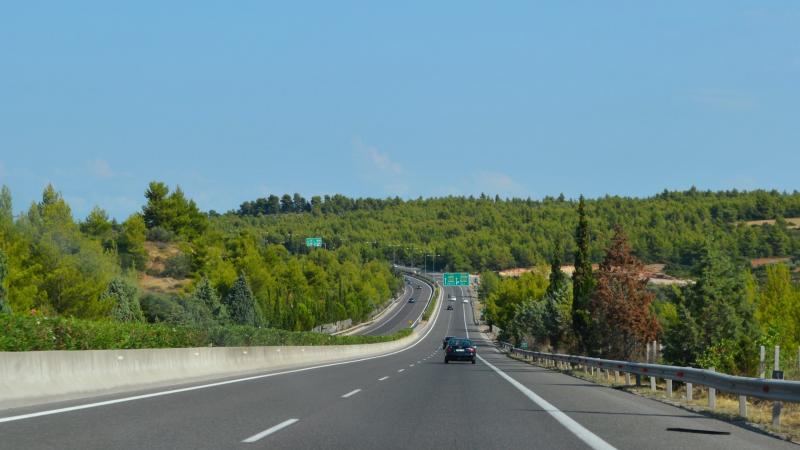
[0,277,443,410]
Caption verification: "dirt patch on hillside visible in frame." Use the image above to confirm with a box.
[500,263,692,286]
[139,241,189,294]
[751,257,793,268]
[743,218,800,229]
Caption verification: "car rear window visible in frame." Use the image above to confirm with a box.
[450,339,472,348]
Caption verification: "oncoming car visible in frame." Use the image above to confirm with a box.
[444,338,476,364]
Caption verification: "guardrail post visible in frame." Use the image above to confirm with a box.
[708,367,716,410]
[625,372,631,385]
[666,379,673,397]
[650,375,656,392]
[739,395,747,418]
[773,349,783,427]
[686,382,693,401]
[635,373,642,387]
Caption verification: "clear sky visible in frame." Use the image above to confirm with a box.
[1,1,798,220]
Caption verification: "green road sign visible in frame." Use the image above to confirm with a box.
[305,237,323,248]
[443,272,470,286]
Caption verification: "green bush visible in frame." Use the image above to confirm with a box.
[0,314,412,351]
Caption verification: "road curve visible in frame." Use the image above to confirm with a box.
[357,275,433,336]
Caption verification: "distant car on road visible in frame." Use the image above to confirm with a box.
[448,296,456,301]
[444,338,476,364]
[408,298,416,303]
[446,305,453,310]
[442,336,455,349]
[415,285,422,290]
[462,299,468,303]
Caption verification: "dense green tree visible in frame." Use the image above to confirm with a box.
[191,275,229,324]
[103,277,143,322]
[117,214,148,270]
[0,249,10,314]
[142,182,207,240]
[0,185,12,225]
[572,196,595,352]
[224,274,260,326]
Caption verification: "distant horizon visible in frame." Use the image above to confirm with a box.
[4,181,800,221]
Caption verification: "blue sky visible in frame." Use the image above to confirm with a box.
[1,1,798,220]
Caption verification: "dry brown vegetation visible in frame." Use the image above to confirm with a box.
[138,241,188,294]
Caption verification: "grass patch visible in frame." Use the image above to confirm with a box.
[422,286,439,321]
[0,314,412,351]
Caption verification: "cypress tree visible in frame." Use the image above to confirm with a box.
[571,196,595,353]
[191,276,229,324]
[225,274,261,326]
[0,249,10,314]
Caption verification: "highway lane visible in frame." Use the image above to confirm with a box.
[0,282,793,449]
[359,276,432,336]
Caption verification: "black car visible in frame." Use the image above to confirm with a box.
[408,298,416,303]
[444,338,476,364]
[442,336,455,349]
[446,305,453,310]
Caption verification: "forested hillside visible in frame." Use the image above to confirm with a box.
[234,189,800,274]
[0,183,400,334]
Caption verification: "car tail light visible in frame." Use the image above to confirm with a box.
[467,347,475,353]
[446,346,452,352]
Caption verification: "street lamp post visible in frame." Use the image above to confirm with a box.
[432,253,441,274]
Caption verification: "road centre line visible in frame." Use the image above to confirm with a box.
[242,418,299,443]
[478,355,616,450]
[398,369,405,373]
[378,376,389,381]
[341,389,362,398]
[0,275,445,425]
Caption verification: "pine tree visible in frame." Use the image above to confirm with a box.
[571,196,595,352]
[104,278,143,322]
[224,274,260,326]
[192,275,229,324]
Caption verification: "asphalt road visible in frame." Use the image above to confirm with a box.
[358,275,432,336]
[0,282,793,449]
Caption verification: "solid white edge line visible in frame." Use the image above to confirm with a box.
[242,418,299,443]
[0,276,445,425]
[341,389,361,398]
[378,376,389,381]
[477,354,617,450]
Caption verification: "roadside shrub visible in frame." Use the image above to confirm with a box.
[0,313,413,351]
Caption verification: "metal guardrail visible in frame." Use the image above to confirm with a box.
[499,343,800,403]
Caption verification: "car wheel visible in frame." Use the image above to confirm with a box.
[471,358,476,364]
[444,357,449,364]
